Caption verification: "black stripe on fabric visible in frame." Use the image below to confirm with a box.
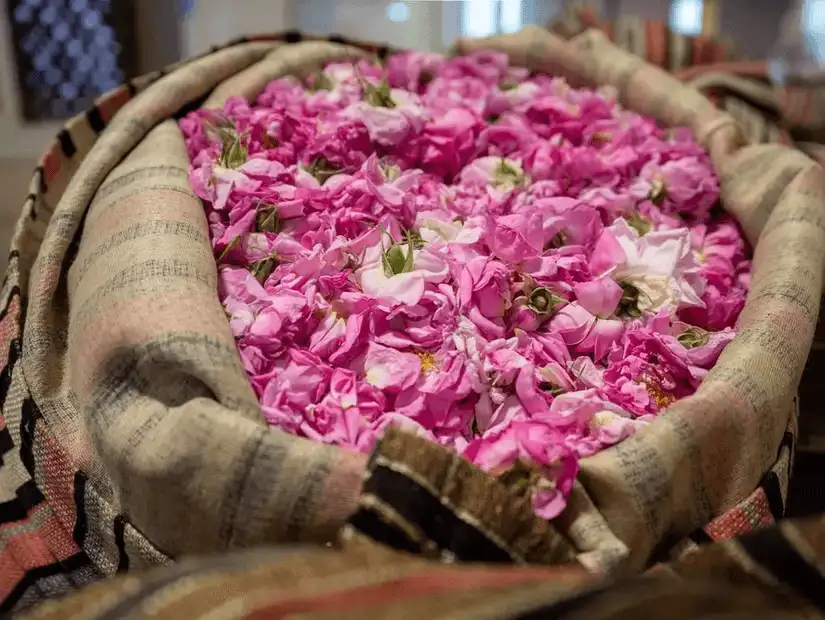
[361,463,513,563]
[114,515,130,573]
[347,508,423,555]
[173,91,211,120]
[56,129,77,158]
[738,527,825,611]
[0,339,21,414]
[328,34,347,45]
[72,472,88,546]
[284,30,302,43]
[688,527,714,546]
[61,205,89,277]
[18,397,39,477]
[0,426,12,466]
[225,35,251,47]
[759,430,795,520]
[713,85,782,122]
[34,166,46,195]
[0,552,92,615]
[782,430,795,454]
[85,106,106,134]
[0,479,46,525]
[762,470,785,520]
[0,285,20,323]
[24,192,37,220]
[377,45,390,60]
[126,80,137,96]
[7,250,19,262]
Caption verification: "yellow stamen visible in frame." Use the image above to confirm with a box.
[416,351,438,374]
[645,381,676,410]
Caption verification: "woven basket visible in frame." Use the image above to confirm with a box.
[0,26,819,613]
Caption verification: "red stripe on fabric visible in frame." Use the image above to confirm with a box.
[705,488,774,541]
[0,555,25,604]
[95,86,131,124]
[39,428,82,547]
[40,144,61,186]
[246,33,280,42]
[0,505,59,555]
[245,566,585,619]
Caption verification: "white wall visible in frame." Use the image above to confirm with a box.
[297,0,446,51]
[181,0,296,58]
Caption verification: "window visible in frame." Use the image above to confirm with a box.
[460,0,524,38]
[669,0,703,36]
[804,0,825,63]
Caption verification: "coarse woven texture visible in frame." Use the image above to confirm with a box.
[0,26,820,613]
[18,514,825,619]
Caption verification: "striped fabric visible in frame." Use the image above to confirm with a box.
[0,32,389,615]
[0,25,821,614]
[18,515,825,619]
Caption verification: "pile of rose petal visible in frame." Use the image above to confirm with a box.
[180,50,749,519]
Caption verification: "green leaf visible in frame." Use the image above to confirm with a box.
[539,382,566,397]
[648,175,667,205]
[251,255,278,284]
[219,133,247,169]
[527,287,562,316]
[379,161,401,182]
[549,230,567,249]
[216,235,241,264]
[380,233,416,278]
[362,75,396,108]
[497,460,539,498]
[616,281,643,318]
[405,235,416,271]
[308,70,334,92]
[403,229,425,249]
[493,158,527,190]
[255,203,280,234]
[382,244,407,277]
[626,212,651,237]
[306,157,341,185]
[677,326,710,349]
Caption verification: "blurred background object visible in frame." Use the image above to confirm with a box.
[0,0,816,264]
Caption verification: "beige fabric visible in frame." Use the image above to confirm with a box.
[21,41,369,568]
[5,26,820,591]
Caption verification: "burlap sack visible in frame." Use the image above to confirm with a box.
[0,26,820,612]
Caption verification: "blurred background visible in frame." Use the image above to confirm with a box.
[0,0,819,256]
